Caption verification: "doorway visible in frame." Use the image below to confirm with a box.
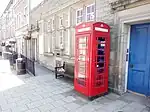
[128,23,150,96]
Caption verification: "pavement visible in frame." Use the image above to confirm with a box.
[35,62,52,76]
[0,58,150,112]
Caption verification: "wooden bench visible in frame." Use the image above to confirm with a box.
[55,62,74,79]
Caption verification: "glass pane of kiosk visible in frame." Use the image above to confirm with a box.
[77,37,87,86]
[95,37,105,87]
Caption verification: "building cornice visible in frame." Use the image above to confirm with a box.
[110,0,143,10]
[4,0,13,13]
[31,0,47,13]
[1,0,13,17]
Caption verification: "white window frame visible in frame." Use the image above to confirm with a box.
[59,17,63,27]
[64,14,69,27]
[51,36,54,53]
[86,4,95,22]
[16,14,20,29]
[24,6,28,25]
[48,34,51,53]
[8,11,10,21]
[44,34,50,53]
[24,6,28,17]
[47,20,52,32]
[76,8,83,25]
[15,17,17,29]
[64,29,70,55]
[52,18,55,30]
[19,13,22,27]
[51,32,55,53]
[59,30,63,45]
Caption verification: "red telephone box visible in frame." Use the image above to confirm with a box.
[74,22,110,99]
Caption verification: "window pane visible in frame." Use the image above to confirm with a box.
[79,37,86,43]
[87,14,90,21]
[60,30,63,36]
[79,55,85,61]
[77,17,82,24]
[80,17,83,22]
[60,17,63,25]
[97,56,104,63]
[79,43,86,49]
[97,49,105,55]
[97,68,104,74]
[92,5,95,12]
[98,37,105,42]
[77,10,83,17]
[78,18,81,23]
[79,49,86,55]
[87,6,91,13]
[77,18,80,24]
[76,9,83,24]
[90,14,95,20]
[80,10,83,16]
[77,11,80,16]
[98,43,105,49]
[78,61,86,74]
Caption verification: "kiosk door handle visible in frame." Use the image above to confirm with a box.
[129,64,134,68]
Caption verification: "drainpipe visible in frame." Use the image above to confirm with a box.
[26,0,31,59]
[94,0,96,22]
[28,0,31,27]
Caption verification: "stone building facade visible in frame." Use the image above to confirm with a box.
[111,0,150,94]
[12,0,42,59]
[0,0,150,95]
[0,0,16,53]
[0,0,29,56]
[30,0,118,92]
[30,0,150,95]
[13,0,29,57]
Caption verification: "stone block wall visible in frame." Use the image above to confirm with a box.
[96,0,121,93]
[34,0,143,94]
[34,0,122,93]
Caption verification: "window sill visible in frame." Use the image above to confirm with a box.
[62,55,71,59]
[44,52,54,57]
[70,57,75,60]
[15,24,28,31]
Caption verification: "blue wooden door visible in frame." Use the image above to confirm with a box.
[128,23,150,96]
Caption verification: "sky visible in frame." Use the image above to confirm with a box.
[0,0,9,16]
[0,0,43,16]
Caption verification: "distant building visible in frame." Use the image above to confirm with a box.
[0,0,15,53]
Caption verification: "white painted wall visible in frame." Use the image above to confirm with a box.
[30,0,44,10]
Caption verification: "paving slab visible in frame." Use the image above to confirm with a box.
[38,103,55,112]
[24,108,41,112]
[120,102,146,112]
[51,106,69,112]
[63,102,81,111]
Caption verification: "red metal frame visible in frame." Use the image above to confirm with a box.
[74,22,110,98]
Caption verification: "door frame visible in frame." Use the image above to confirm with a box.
[123,21,150,93]
[114,4,150,94]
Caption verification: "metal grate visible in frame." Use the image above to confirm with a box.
[21,55,35,76]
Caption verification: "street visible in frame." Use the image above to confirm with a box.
[0,59,149,112]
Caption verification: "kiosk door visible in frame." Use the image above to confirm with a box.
[91,36,107,95]
[75,34,90,95]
